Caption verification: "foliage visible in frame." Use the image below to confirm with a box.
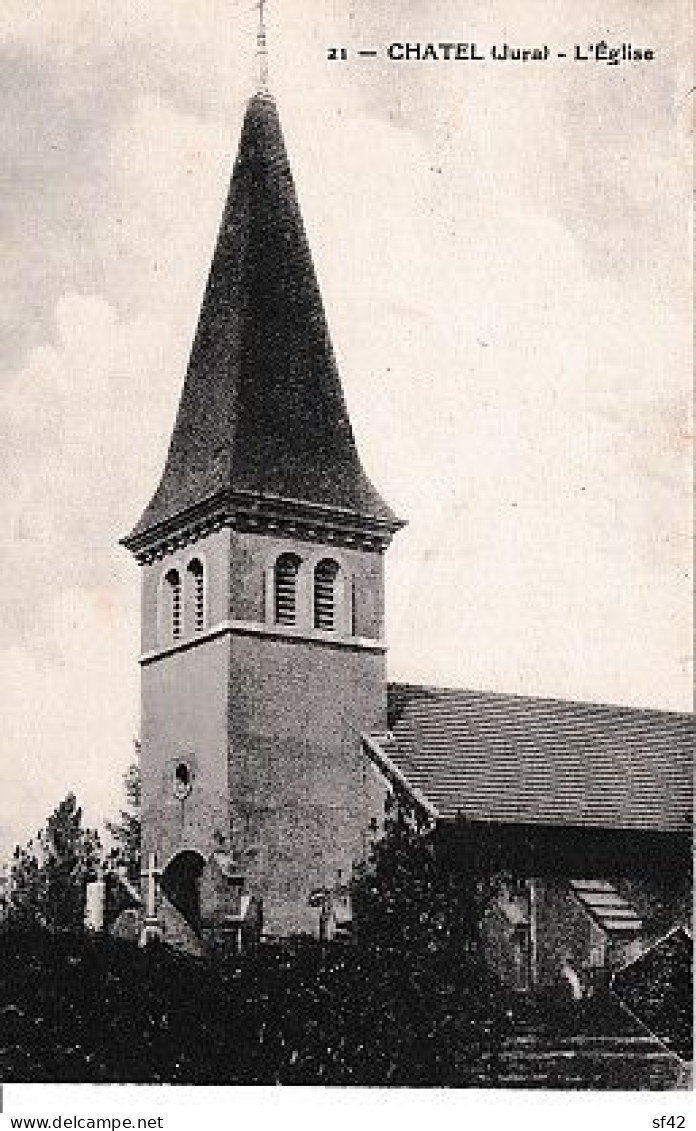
[612,928,692,1061]
[352,794,505,964]
[0,928,676,1087]
[105,747,142,880]
[7,794,101,931]
[0,928,520,1085]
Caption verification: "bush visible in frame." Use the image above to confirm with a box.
[352,798,504,975]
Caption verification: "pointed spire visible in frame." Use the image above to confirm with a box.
[123,94,402,556]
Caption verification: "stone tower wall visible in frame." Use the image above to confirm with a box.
[139,529,233,869]
[224,528,388,935]
[137,523,389,933]
[228,632,386,935]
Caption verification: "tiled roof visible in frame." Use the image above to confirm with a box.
[126,93,399,543]
[363,683,693,833]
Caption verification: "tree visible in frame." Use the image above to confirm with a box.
[8,793,102,930]
[352,793,505,964]
[7,840,44,924]
[105,745,142,881]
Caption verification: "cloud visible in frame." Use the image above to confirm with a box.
[0,586,138,856]
[0,286,170,856]
[0,86,234,856]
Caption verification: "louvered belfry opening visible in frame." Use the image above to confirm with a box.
[274,553,302,625]
[165,568,182,640]
[187,558,205,632]
[314,559,340,630]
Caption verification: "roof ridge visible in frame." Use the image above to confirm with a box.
[387,680,694,722]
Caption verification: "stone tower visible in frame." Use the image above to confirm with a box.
[121,92,402,935]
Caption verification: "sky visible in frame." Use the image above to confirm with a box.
[0,0,692,859]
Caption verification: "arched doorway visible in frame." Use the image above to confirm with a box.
[160,850,206,932]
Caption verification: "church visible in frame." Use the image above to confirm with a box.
[121,82,692,987]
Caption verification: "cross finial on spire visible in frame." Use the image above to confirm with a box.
[255,0,270,94]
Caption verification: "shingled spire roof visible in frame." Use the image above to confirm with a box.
[123,93,401,556]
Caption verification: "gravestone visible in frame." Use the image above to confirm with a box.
[84,879,106,932]
[200,853,263,955]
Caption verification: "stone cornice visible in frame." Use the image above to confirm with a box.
[121,489,405,563]
[140,617,387,665]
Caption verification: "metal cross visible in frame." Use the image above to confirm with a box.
[255,0,269,92]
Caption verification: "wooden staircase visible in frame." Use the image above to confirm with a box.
[569,879,643,936]
[487,1031,688,1089]
[482,1008,690,1089]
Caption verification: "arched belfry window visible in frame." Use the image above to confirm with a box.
[164,568,182,640]
[187,558,206,633]
[314,559,340,630]
[274,553,302,625]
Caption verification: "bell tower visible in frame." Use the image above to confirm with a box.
[121,91,402,934]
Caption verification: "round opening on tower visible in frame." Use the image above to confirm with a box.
[173,761,193,800]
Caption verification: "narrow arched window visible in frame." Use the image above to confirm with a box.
[274,553,301,625]
[314,559,340,630]
[164,568,182,640]
[187,558,205,633]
